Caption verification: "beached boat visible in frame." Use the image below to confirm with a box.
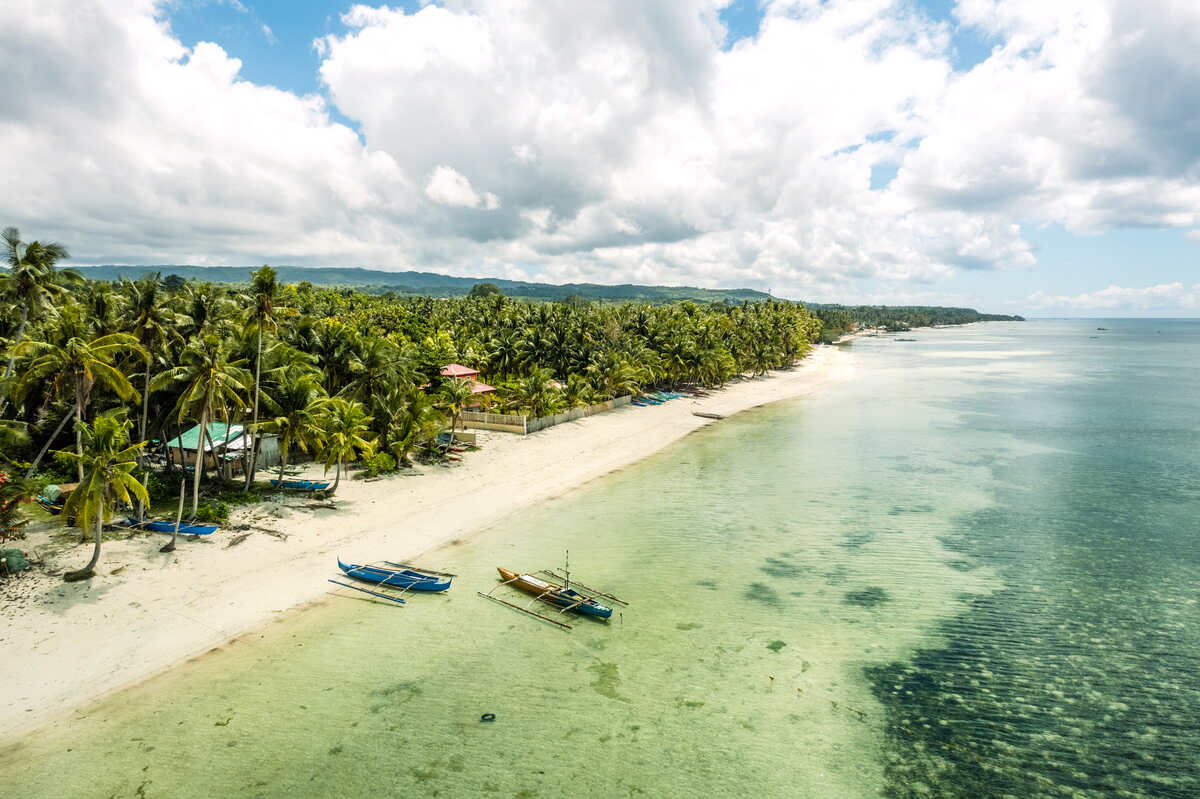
[270,479,331,491]
[494,567,613,619]
[35,483,76,515]
[337,558,452,592]
[124,517,219,535]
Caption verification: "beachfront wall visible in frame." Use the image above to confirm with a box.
[461,395,632,435]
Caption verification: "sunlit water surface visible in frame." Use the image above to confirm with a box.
[5,320,1198,798]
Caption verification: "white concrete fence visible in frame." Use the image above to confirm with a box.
[460,395,632,435]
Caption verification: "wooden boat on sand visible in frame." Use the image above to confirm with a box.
[124,517,219,535]
[271,479,331,491]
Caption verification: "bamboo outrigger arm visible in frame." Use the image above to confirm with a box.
[539,570,629,605]
[328,579,407,606]
[476,592,573,630]
[384,561,458,578]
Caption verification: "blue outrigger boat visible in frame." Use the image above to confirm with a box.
[271,479,331,491]
[336,558,452,592]
[124,517,219,535]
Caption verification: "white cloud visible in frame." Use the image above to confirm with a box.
[1027,282,1200,313]
[424,166,499,209]
[0,0,1196,301]
[261,24,275,45]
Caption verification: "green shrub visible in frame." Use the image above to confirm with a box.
[361,452,397,478]
[143,471,179,503]
[193,502,230,524]
[216,489,261,506]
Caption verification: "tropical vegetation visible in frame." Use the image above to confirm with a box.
[1,227,849,577]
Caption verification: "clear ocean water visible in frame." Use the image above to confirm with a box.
[5,319,1198,798]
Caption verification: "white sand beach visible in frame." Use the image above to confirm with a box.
[0,345,853,742]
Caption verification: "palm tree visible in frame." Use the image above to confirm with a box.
[379,386,444,466]
[16,329,146,482]
[152,335,250,518]
[437,377,475,446]
[261,371,327,488]
[243,265,285,488]
[122,274,182,517]
[318,397,375,494]
[512,367,564,418]
[178,283,235,338]
[0,227,75,401]
[57,411,148,581]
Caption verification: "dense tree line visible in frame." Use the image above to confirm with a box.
[1,228,823,575]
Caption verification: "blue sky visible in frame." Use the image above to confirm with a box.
[4,1,1198,315]
[164,0,1192,315]
[171,1,998,89]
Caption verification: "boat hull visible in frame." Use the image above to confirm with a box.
[496,568,613,619]
[125,518,218,535]
[270,479,331,491]
[338,559,451,592]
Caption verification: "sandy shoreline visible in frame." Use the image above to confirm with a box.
[1,345,854,743]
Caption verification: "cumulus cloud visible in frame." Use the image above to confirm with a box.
[0,0,1196,300]
[425,166,499,210]
[1027,282,1200,313]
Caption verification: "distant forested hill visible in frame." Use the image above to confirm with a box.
[72,265,772,304]
[807,303,1024,342]
[71,265,1022,325]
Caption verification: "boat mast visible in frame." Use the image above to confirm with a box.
[564,550,570,591]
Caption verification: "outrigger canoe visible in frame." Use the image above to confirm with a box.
[124,517,219,535]
[337,558,452,592]
[35,483,77,515]
[496,568,613,619]
[271,479,331,491]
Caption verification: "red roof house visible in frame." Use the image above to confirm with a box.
[440,363,480,379]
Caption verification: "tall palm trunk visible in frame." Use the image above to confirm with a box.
[136,360,151,520]
[190,404,208,518]
[74,378,85,483]
[277,448,288,487]
[219,411,234,482]
[332,457,342,494]
[1,305,28,384]
[26,410,73,478]
[64,503,104,582]
[245,327,263,489]
[161,479,185,554]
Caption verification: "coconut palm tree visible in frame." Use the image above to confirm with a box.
[261,371,327,488]
[122,274,183,517]
[318,397,375,494]
[16,326,146,482]
[378,386,444,466]
[178,283,235,338]
[437,377,475,447]
[512,367,564,419]
[57,411,148,581]
[152,334,250,518]
[243,265,285,488]
[0,227,75,402]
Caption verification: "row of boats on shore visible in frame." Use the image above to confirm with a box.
[332,556,627,629]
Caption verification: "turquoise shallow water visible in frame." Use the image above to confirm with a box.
[5,320,1198,798]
